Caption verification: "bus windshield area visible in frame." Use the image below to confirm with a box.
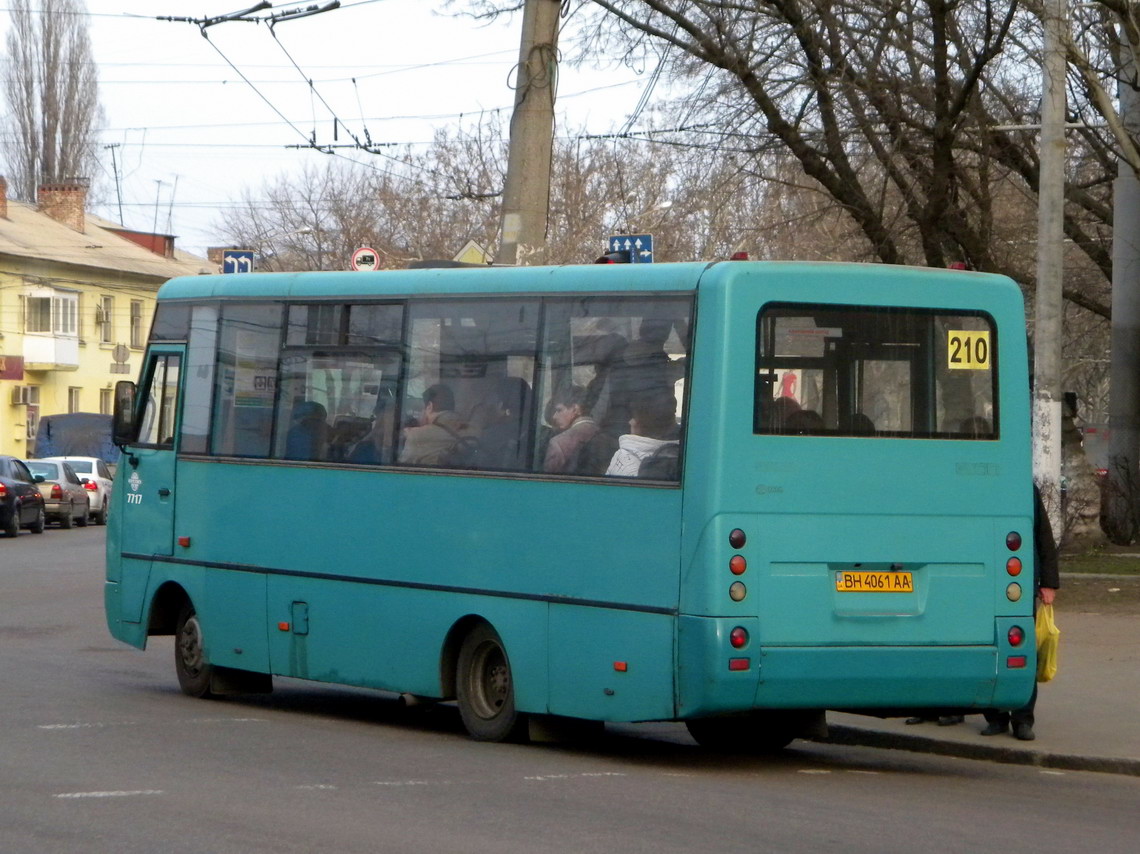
[755,303,997,439]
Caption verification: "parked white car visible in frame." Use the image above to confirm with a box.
[39,456,114,525]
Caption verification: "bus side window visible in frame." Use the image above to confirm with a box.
[211,303,283,458]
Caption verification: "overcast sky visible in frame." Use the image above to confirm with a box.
[0,1,654,259]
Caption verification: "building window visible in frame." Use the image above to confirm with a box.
[25,291,78,335]
[68,387,82,413]
[98,296,114,344]
[130,300,143,348]
[99,388,112,415]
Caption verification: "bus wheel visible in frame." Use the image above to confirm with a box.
[175,604,215,698]
[685,712,798,753]
[456,624,527,742]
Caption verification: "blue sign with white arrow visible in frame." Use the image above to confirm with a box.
[608,234,654,263]
[222,249,255,274]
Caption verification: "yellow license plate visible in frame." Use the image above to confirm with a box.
[835,571,914,593]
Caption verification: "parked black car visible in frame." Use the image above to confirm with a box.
[0,455,46,537]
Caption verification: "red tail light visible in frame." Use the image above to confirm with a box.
[0,483,7,498]
[1008,626,1025,646]
[729,627,749,648]
[51,484,63,499]
[83,481,97,491]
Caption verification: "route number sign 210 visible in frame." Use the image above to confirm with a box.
[947,330,990,370]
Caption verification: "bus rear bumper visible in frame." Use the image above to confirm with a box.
[677,616,1035,718]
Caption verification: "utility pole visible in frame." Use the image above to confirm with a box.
[494,0,561,266]
[105,143,124,225]
[1105,20,1140,543]
[1033,0,1067,530]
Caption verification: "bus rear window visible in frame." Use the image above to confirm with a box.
[755,304,997,439]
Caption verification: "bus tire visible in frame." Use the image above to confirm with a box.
[60,505,74,529]
[29,506,45,534]
[175,604,215,699]
[456,624,527,742]
[685,712,798,753]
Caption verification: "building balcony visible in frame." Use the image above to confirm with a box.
[23,334,80,371]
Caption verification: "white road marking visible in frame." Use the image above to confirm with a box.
[54,790,164,799]
[38,717,266,730]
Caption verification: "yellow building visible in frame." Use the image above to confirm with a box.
[0,178,213,455]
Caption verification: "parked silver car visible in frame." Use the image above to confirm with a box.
[39,456,114,524]
[25,460,90,529]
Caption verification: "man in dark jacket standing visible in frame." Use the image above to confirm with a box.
[982,485,1061,741]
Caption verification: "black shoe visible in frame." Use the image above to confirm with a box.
[1013,723,1036,741]
[937,715,965,726]
[980,721,1008,736]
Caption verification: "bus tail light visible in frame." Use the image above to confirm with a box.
[729,582,747,602]
[1006,531,1022,551]
[729,627,749,649]
[1006,582,1022,602]
[729,555,747,575]
[1006,557,1022,576]
[1006,655,1027,669]
[1008,626,1025,647]
[729,528,746,548]
[728,657,750,671]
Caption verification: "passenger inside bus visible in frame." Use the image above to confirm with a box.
[784,409,824,434]
[471,376,533,470]
[606,389,680,477]
[543,384,602,474]
[347,391,397,465]
[283,401,329,461]
[598,319,683,437]
[398,383,478,466]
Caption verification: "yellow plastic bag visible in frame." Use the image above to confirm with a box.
[1036,603,1060,683]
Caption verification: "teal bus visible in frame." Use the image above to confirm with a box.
[105,260,1036,749]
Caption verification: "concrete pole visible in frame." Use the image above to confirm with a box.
[1032,0,1067,532]
[1105,28,1140,543]
[494,0,561,266]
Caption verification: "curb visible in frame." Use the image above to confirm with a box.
[817,725,1140,778]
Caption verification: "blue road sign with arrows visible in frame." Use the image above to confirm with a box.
[608,234,654,263]
[222,249,255,274]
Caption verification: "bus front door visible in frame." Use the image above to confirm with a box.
[121,349,183,560]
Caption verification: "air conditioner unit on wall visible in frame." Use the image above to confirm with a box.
[10,385,30,406]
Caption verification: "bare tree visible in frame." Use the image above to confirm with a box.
[2,0,103,200]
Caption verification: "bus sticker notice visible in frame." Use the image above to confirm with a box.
[835,571,914,593]
[947,330,990,370]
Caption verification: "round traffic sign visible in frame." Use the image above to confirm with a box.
[351,247,379,271]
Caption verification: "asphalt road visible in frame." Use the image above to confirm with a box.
[3,527,1139,854]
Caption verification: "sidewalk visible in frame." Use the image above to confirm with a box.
[819,608,1140,776]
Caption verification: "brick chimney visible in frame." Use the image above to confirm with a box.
[37,180,88,232]
[0,175,7,219]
